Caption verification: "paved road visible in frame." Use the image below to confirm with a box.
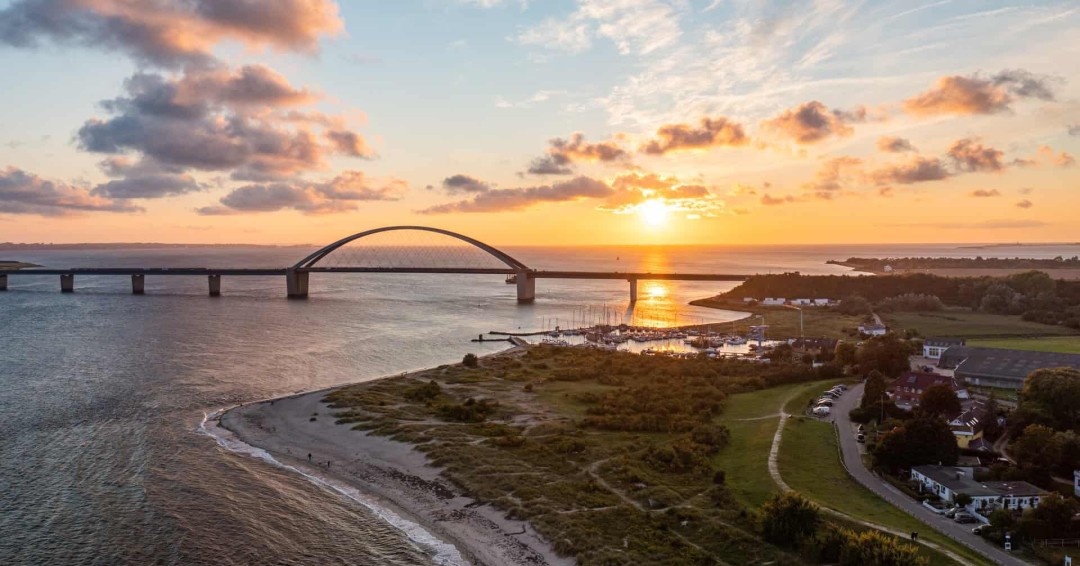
[834,383,1031,566]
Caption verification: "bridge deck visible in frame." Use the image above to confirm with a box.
[0,267,747,281]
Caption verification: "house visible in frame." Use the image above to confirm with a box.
[948,400,987,449]
[888,372,968,411]
[941,346,1080,390]
[742,297,756,303]
[762,297,786,306]
[923,337,966,360]
[813,298,830,306]
[911,465,1049,516]
[791,298,813,306]
[858,323,888,336]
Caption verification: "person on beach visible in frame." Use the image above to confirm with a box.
[308,453,311,462]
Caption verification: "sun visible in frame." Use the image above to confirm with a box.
[638,199,670,227]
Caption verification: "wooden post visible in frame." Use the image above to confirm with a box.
[208,275,221,296]
[131,274,145,295]
[60,274,74,293]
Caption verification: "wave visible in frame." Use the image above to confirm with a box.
[198,410,467,566]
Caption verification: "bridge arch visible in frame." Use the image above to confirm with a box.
[292,226,531,271]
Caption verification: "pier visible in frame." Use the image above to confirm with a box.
[0,226,750,302]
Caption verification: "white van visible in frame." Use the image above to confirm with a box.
[812,406,832,416]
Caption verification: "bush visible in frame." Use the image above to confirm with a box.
[437,397,497,422]
[404,380,441,401]
[837,295,873,315]
[876,293,945,313]
[760,492,820,547]
[462,353,479,368]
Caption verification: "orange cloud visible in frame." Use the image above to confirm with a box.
[947,139,1006,172]
[639,117,748,155]
[762,101,866,144]
[869,156,951,185]
[902,70,1055,117]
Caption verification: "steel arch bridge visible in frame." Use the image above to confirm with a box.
[0,225,750,302]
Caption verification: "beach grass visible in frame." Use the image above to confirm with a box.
[882,311,1078,339]
[323,347,951,565]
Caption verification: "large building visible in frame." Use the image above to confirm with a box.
[889,371,968,411]
[938,346,1080,390]
[923,337,966,360]
[911,465,1049,517]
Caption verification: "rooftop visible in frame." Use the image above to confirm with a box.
[925,337,966,348]
[951,347,1080,382]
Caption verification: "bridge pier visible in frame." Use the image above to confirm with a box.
[286,269,309,299]
[131,274,145,295]
[61,274,74,293]
[516,270,535,303]
[629,278,638,303]
[0,274,7,291]
[208,275,221,296]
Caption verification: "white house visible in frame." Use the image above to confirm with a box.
[858,323,888,336]
[923,337,966,360]
[791,298,813,306]
[813,298,830,306]
[911,465,1048,516]
[763,298,786,306]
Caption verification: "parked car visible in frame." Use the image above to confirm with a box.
[822,391,841,399]
[856,433,865,443]
[812,406,831,416]
[954,514,978,524]
[816,399,834,407]
[972,524,989,535]
[833,384,848,391]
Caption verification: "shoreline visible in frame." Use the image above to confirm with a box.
[210,351,573,566]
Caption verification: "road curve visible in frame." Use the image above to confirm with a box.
[834,383,1031,566]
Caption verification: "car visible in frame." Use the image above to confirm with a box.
[857,424,865,433]
[812,406,831,416]
[972,525,989,535]
[953,514,978,524]
[816,399,834,407]
[856,433,865,443]
[822,391,841,399]
[833,384,848,391]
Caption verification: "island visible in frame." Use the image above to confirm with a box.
[828,257,1080,280]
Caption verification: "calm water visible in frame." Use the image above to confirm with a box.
[1,242,1076,565]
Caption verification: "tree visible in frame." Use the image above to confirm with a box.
[1018,367,1080,432]
[760,492,820,547]
[862,370,887,410]
[837,295,872,315]
[919,384,961,418]
[873,415,959,473]
[981,395,1002,441]
[1016,494,1080,540]
[954,493,973,507]
[835,342,857,367]
[1010,424,1058,470]
[856,334,913,377]
[462,353,479,368]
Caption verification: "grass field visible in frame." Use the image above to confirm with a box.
[691,298,866,339]
[968,335,1080,353]
[779,417,990,566]
[883,310,1079,339]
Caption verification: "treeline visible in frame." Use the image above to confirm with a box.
[830,256,1080,270]
[725,272,1080,328]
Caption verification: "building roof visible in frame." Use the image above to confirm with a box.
[925,337,966,348]
[890,372,960,407]
[982,481,1050,498]
[912,465,998,496]
[952,347,1080,383]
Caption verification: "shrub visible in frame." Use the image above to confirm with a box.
[760,492,820,547]
[404,380,441,402]
[437,397,497,422]
[462,353,479,368]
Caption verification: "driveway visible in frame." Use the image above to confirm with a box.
[833,383,1031,566]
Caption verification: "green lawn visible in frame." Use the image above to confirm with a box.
[779,417,991,566]
[715,380,836,507]
[883,310,1078,339]
[969,335,1080,353]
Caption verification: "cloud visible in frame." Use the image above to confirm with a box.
[599,172,724,218]
[801,156,862,194]
[947,138,1005,173]
[197,170,405,215]
[0,166,140,215]
[91,158,202,199]
[760,193,797,206]
[970,189,1000,197]
[762,101,865,144]
[0,0,343,67]
[440,174,491,194]
[876,136,915,153]
[639,117,748,155]
[516,0,683,56]
[869,156,951,185]
[419,176,612,214]
[1037,145,1075,167]
[526,133,628,175]
[902,70,1056,117]
[1016,199,1033,209]
[76,66,367,184]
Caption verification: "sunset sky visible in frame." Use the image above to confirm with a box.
[0,0,1077,245]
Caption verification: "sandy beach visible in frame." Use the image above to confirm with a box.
[216,374,573,566]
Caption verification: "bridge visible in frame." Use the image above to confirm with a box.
[0,226,749,303]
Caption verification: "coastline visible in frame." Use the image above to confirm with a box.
[211,355,573,566]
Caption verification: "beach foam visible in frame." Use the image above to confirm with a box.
[198,410,467,566]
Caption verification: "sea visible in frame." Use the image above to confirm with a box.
[1,242,1077,565]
